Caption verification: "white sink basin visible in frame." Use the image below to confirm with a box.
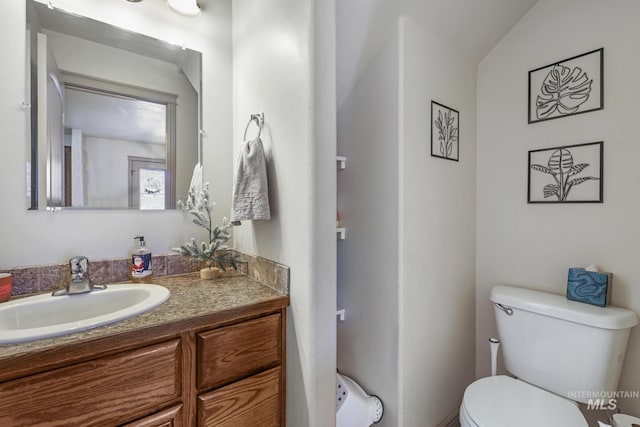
[0,284,170,344]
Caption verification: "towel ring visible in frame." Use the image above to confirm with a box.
[243,112,264,141]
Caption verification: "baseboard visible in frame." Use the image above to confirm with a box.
[436,408,461,427]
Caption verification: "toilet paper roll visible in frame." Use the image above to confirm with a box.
[613,413,640,427]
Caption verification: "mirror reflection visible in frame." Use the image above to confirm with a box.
[26,0,202,210]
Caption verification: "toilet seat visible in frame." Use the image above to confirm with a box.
[460,376,588,427]
[459,401,478,427]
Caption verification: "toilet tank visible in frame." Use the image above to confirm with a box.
[491,285,638,403]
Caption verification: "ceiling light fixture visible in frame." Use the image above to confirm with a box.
[167,0,201,17]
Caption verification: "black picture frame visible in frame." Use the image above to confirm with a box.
[528,48,604,124]
[528,141,603,203]
[431,101,459,161]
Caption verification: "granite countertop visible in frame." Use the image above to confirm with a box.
[0,272,288,360]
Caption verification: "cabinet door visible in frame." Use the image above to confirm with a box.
[122,404,183,427]
[197,313,281,390]
[197,367,281,427]
[0,340,181,427]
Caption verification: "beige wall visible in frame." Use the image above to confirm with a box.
[477,0,640,414]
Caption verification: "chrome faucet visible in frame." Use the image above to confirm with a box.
[52,256,106,296]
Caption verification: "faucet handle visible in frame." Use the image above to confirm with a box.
[69,256,88,275]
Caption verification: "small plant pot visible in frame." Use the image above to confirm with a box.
[200,267,222,280]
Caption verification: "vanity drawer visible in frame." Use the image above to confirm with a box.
[197,367,281,427]
[123,404,183,427]
[197,313,281,390]
[0,339,181,427]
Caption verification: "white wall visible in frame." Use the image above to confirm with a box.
[399,17,477,425]
[232,0,337,425]
[0,0,231,268]
[477,0,640,414]
[336,16,477,426]
[337,24,400,427]
[83,137,164,208]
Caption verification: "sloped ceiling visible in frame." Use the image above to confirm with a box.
[337,0,539,106]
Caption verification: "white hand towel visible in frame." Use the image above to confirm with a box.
[230,137,270,225]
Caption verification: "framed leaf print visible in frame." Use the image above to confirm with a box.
[528,48,603,124]
[528,141,603,203]
[431,101,459,161]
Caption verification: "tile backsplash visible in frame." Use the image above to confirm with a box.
[245,254,290,295]
[1,250,289,296]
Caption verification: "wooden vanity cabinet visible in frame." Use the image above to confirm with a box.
[197,313,282,390]
[123,404,184,427]
[196,314,284,427]
[0,339,182,427]
[0,300,287,427]
[197,367,281,426]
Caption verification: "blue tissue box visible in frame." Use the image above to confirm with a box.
[567,268,612,307]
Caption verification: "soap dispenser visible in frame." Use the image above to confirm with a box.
[132,236,152,281]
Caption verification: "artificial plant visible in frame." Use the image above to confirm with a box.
[173,170,241,271]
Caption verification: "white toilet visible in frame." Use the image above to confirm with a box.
[461,285,639,427]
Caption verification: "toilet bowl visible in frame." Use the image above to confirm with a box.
[612,413,640,427]
[460,375,587,427]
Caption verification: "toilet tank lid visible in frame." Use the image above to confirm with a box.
[491,285,638,330]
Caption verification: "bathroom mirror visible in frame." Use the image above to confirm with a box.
[26,0,202,210]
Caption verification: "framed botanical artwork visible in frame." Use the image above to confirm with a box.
[528,141,603,203]
[528,48,604,124]
[431,101,459,161]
